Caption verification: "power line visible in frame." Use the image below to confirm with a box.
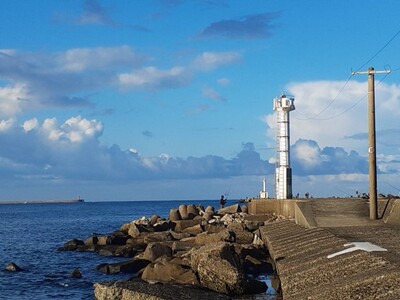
[294,28,400,121]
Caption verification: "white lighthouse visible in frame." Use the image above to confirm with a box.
[273,94,295,199]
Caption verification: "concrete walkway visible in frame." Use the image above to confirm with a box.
[257,198,400,299]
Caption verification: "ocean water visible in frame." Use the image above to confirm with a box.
[0,200,277,300]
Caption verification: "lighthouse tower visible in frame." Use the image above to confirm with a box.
[273,94,295,199]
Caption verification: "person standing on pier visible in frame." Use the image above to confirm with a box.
[220,195,226,208]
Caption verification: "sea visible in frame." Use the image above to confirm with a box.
[0,200,278,300]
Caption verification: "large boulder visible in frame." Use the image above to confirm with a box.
[142,260,199,285]
[194,229,234,245]
[98,244,142,257]
[59,239,84,251]
[169,209,182,221]
[178,205,188,220]
[143,242,172,262]
[128,223,152,238]
[217,204,241,215]
[227,222,254,244]
[96,258,150,274]
[94,279,231,300]
[172,219,202,232]
[186,204,199,219]
[190,242,267,295]
[182,224,203,235]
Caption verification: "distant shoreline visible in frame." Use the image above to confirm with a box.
[0,199,84,205]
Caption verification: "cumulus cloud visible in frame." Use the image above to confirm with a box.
[291,139,368,176]
[118,66,189,90]
[117,51,241,90]
[0,46,147,117]
[199,13,278,39]
[0,121,271,183]
[264,80,400,157]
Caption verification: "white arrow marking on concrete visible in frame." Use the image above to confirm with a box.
[327,242,387,259]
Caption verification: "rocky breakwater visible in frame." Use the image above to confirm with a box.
[59,203,284,299]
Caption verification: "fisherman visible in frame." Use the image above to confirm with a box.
[220,195,226,208]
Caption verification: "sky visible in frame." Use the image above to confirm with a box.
[0,0,400,201]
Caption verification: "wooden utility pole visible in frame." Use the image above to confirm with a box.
[352,67,390,220]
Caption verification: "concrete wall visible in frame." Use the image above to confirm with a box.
[248,199,316,228]
[383,198,400,226]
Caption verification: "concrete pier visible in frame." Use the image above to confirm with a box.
[251,197,400,299]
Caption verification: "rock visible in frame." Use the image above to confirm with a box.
[71,268,82,278]
[59,239,85,251]
[98,245,142,257]
[186,204,199,219]
[170,231,191,240]
[217,204,241,215]
[128,223,153,238]
[143,231,173,243]
[182,224,203,235]
[172,240,197,253]
[96,235,109,246]
[226,222,254,244]
[244,220,265,231]
[149,214,160,226]
[94,279,231,300]
[190,242,267,295]
[169,209,182,221]
[241,205,248,214]
[4,262,24,272]
[178,205,188,220]
[173,219,202,232]
[142,260,199,285]
[84,236,99,246]
[204,224,226,234]
[243,255,274,276]
[205,205,214,213]
[202,212,214,221]
[153,221,174,232]
[194,229,235,245]
[143,242,172,262]
[97,258,150,274]
[108,234,130,245]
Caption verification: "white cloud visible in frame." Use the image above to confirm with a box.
[264,80,400,157]
[118,66,188,89]
[0,119,14,132]
[22,118,38,132]
[192,51,241,71]
[59,46,143,72]
[0,84,31,118]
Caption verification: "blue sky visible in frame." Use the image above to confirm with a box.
[0,0,400,201]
